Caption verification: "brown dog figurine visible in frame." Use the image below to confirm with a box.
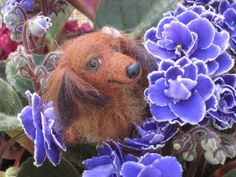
[44,27,155,144]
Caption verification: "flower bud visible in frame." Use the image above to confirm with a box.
[29,16,52,37]
[182,151,195,161]
[204,150,226,165]
[201,138,220,152]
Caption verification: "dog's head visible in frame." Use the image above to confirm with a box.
[44,28,148,127]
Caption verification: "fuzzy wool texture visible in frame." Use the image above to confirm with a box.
[44,30,152,144]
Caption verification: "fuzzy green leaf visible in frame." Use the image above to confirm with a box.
[94,0,176,33]
[5,57,33,98]
[223,169,236,177]
[0,78,22,115]
[0,61,6,80]
[17,157,79,177]
[0,113,22,131]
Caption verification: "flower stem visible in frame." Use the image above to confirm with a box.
[0,133,25,163]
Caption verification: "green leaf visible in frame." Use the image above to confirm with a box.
[5,57,33,98]
[95,0,175,31]
[0,113,22,131]
[94,0,157,30]
[0,78,22,115]
[65,144,97,166]
[0,61,6,80]
[130,0,177,38]
[17,157,79,177]
[223,169,236,177]
[46,5,74,45]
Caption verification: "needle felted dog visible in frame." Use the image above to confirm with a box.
[44,27,155,144]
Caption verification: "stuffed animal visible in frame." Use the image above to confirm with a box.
[44,27,155,144]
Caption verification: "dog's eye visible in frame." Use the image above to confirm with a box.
[87,58,101,70]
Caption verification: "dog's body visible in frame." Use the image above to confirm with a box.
[44,28,154,144]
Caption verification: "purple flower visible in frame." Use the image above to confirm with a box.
[1,0,34,31]
[183,0,219,5]
[144,5,233,76]
[29,16,52,37]
[208,74,236,130]
[217,1,236,54]
[145,57,215,125]
[82,141,138,177]
[18,91,66,167]
[121,153,182,177]
[122,119,178,151]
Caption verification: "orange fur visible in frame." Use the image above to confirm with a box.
[44,29,151,144]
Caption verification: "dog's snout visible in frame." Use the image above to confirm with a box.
[126,63,140,79]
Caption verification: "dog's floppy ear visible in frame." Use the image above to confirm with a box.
[44,65,110,127]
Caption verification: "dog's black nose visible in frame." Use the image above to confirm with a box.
[126,63,140,79]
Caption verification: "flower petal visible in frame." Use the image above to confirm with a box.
[147,71,165,85]
[45,143,61,166]
[195,74,214,101]
[83,164,115,177]
[176,11,199,24]
[145,40,176,59]
[150,104,176,121]
[121,161,145,177]
[166,66,184,80]
[188,18,215,49]
[213,30,229,53]
[18,106,35,140]
[163,21,192,50]
[138,166,161,177]
[206,60,219,75]
[34,129,46,167]
[156,16,176,39]
[183,63,197,80]
[170,92,205,124]
[214,52,234,76]
[192,45,221,61]
[152,157,183,177]
[140,153,161,166]
[146,78,171,106]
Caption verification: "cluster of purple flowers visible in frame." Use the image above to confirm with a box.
[83,141,182,177]
[1,0,52,37]
[144,1,236,130]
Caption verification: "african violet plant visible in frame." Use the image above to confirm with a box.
[0,0,236,177]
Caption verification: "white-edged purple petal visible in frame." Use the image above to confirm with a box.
[223,74,236,87]
[140,153,161,166]
[150,104,176,121]
[176,10,199,25]
[194,60,208,74]
[166,66,184,80]
[121,161,145,177]
[144,27,158,42]
[83,164,115,177]
[206,60,219,75]
[34,129,46,167]
[145,40,176,59]
[156,16,177,39]
[214,52,234,76]
[187,18,215,49]
[205,95,217,111]
[18,106,35,140]
[183,63,197,80]
[213,30,229,54]
[152,156,183,177]
[170,92,205,124]
[147,71,165,85]
[159,60,175,71]
[163,21,192,50]
[32,93,43,128]
[83,156,112,170]
[195,74,214,101]
[192,45,221,61]
[45,143,61,166]
[146,78,171,106]
[138,166,161,177]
